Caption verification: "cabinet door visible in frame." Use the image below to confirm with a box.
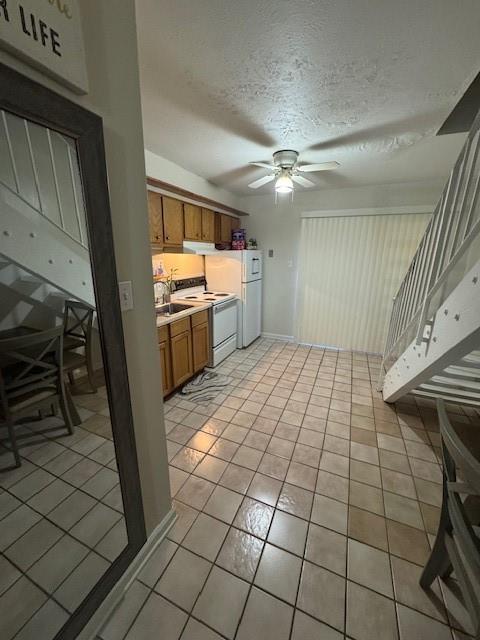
[201,208,215,242]
[184,204,202,240]
[163,197,184,245]
[215,213,232,242]
[230,216,240,234]
[147,191,163,245]
[192,321,210,372]
[221,215,231,242]
[171,330,193,387]
[159,340,173,396]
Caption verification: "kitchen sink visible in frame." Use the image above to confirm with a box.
[156,302,195,316]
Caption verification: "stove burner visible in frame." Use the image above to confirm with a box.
[185,295,199,299]
[204,291,214,294]
[215,293,229,296]
[204,297,217,301]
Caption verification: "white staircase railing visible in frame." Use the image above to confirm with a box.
[381,108,480,401]
[0,109,94,306]
[1,108,88,249]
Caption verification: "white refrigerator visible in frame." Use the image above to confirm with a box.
[205,250,262,347]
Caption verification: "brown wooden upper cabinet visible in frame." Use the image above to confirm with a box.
[230,216,239,233]
[162,196,184,246]
[184,204,202,241]
[147,191,163,246]
[216,213,233,243]
[201,208,215,242]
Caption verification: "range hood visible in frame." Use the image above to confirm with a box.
[182,240,217,255]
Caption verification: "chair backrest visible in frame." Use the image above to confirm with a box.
[63,300,94,346]
[438,399,480,495]
[0,326,64,399]
[437,398,480,609]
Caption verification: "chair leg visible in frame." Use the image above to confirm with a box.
[86,356,97,393]
[59,394,74,435]
[64,385,81,426]
[5,418,21,468]
[420,481,450,589]
[68,371,75,388]
[59,376,78,435]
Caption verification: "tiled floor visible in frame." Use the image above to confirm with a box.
[0,382,126,640]
[99,339,478,640]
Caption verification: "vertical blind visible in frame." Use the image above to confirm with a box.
[295,213,430,353]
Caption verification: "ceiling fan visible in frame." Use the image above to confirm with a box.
[248,150,339,193]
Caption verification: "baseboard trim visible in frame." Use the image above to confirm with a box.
[79,507,177,640]
[298,340,382,356]
[261,334,382,356]
[261,332,294,342]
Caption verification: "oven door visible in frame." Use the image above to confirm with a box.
[213,298,238,347]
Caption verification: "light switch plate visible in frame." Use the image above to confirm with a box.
[268,249,274,257]
[119,281,134,311]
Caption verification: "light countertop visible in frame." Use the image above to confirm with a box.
[155,301,212,328]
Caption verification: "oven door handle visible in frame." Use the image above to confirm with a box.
[213,299,237,314]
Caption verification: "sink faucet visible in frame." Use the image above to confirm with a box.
[154,281,171,305]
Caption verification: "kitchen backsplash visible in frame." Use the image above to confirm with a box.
[151,252,205,279]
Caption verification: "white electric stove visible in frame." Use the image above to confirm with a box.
[172,277,238,367]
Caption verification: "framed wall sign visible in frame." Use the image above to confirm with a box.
[0,0,88,94]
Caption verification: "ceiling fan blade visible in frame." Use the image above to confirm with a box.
[249,161,276,169]
[297,161,340,172]
[292,174,315,188]
[248,174,276,189]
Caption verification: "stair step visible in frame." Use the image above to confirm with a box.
[459,353,480,368]
[444,365,480,381]
[417,382,480,401]
[412,389,480,407]
[429,375,480,391]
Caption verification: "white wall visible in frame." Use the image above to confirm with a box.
[0,0,171,534]
[145,149,242,210]
[238,180,444,340]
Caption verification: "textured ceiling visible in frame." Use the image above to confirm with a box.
[136,0,480,195]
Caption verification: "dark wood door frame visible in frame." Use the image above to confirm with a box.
[0,62,146,640]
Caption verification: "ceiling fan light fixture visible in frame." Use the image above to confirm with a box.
[275,173,293,194]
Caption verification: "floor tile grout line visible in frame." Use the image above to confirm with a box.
[164,340,462,636]
[2,499,124,606]
[1,416,121,507]
[6,342,464,640]
[2,546,85,637]
[170,430,437,536]
[1,472,125,556]
[287,348,324,640]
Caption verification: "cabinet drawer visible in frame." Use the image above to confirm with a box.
[170,317,190,337]
[157,325,169,343]
[191,309,209,327]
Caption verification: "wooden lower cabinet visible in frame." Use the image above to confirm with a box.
[192,322,210,372]
[159,339,173,396]
[171,330,193,388]
[159,310,210,396]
